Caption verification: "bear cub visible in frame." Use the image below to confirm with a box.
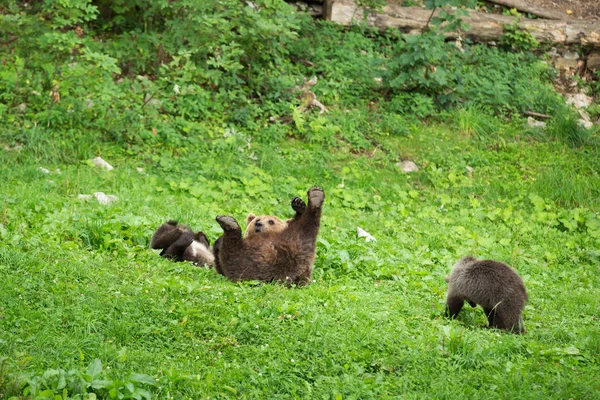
[214,186,323,285]
[151,220,215,267]
[212,200,305,276]
[445,256,528,333]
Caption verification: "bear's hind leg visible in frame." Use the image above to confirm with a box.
[151,223,181,250]
[215,215,245,264]
[217,216,242,233]
[493,305,525,333]
[216,215,244,249]
[163,231,194,261]
[308,186,325,210]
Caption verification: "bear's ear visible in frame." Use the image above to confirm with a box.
[246,213,256,225]
[444,275,450,283]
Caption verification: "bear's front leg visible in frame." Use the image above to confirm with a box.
[287,187,325,240]
[291,197,306,216]
[445,296,464,319]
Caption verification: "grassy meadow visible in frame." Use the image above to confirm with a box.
[1,1,600,398]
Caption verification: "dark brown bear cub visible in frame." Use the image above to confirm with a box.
[445,256,528,333]
[214,187,324,285]
[212,195,307,276]
[151,220,214,267]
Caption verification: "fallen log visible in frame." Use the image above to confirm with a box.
[486,0,570,20]
[324,0,600,48]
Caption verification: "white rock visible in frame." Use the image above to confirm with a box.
[3,144,22,151]
[357,227,376,242]
[92,156,114,171]
[562,51,579,60]
[398,160,419,172]
[527,117,547,128]
[39,167,50,174]
[93,192,118,205]
[579,119,593,129]
[566,93,593,109]
[78,194,92,200]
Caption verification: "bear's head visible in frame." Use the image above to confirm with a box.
[244,213,287,237]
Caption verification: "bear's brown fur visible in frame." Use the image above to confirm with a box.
[244,213,288,237]
[151,220,214,267]
[213,196,307,276]
[445,256,528,333]
[213,187,323,285]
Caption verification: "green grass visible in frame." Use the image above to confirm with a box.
[1,118,599,399]
[1,5,599,397]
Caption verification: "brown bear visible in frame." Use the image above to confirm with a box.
[213,187,323,285]
[212,196,308,276]
[151,220,215,267]
[444,256,528,333]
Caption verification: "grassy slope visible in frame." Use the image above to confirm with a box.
[1,119,599,398]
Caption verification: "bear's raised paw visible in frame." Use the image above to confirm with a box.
[216,215,240,231]
[291,197,307,214]
[307,187,325,209]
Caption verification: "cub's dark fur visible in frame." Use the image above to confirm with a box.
[151,220,214,267]
[445,256,528,333]
[213,187,323,285]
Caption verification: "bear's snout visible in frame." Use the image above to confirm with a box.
[255,220,263,232]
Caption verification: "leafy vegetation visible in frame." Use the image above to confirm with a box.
[1,0,599,398]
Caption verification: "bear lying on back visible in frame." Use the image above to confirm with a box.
[214,187,324,285]
[212,201,304,276]
[151,220,214,267]
[445,256,528,333]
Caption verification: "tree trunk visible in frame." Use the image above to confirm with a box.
[486,0,570,20]
[324,0,600,48]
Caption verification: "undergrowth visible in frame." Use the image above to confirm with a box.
[1,0,599,398]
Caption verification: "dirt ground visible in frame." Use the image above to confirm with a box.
[503,0,600,20]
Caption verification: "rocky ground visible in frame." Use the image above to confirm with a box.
[523,0,600,20]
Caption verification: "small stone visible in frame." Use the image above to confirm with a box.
[566,93,593,109]
[587,51,600,70]
[527,117,547,128]
[93,192,118,205]
[92,156,114,171]
[554,57,579,70]
[465,166,474,178]
[562,51,579,60]
[398,160,419,172]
